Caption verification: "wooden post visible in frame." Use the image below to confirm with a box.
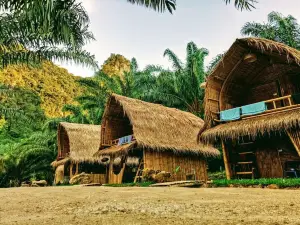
[221,140,232,180]
[288,97,292,106]
[75,163,79,175]
[70,163,73,178]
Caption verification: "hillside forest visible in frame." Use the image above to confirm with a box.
[0,1,299,187]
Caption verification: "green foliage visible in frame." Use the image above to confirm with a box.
[241,11,300,49]
[224,0,257,11]
[0,61,83,118]
[101,54,131,78]
[0,0,98,68]
[212,178,300,188]
[137,42,209,117]
[0,122,59,187]
[208,171,226,180]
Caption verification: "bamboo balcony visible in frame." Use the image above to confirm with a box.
[215,95,300,123]
[102,135,136,147]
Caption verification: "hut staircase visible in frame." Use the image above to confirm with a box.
[234,142,258,179]
[133,159,144,183]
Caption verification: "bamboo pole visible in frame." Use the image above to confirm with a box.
[75,163,79,175]
[286,129,300,157]
[221,140,232,180]
[70,163,73,178]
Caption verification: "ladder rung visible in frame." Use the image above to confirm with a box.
[238,142,254,145]
[237,161,253,164]
[236,171,253,175]
[238,151,254,155]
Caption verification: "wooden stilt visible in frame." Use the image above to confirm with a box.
[221,140,232,180]
[75,163,79,175]
[70,163,73,178]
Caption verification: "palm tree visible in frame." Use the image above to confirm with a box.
[0,0,98,68]
[136,42,209,116]
[0,120,59,187]
[241,11,300,49]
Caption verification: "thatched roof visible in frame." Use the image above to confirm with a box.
[51,157,70,168]
[200,38,300,143]
[57,122,101,164]
[95,142,137,157]
[203,37,300,130]
[98,94,219,157]
[202,107,300,143]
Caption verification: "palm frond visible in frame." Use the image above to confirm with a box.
[126,0,176,13]
[163,49,183,71]
[224,0,257,11]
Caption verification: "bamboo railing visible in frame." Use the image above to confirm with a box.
[214,95,299,122]
[102,135,135,147]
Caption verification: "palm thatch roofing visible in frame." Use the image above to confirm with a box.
[201,37,300,142]
[97,94,219,157]
[202,107,300,143]
[51,157,70,168]
[52,122,101,167]
[95,142,137,157]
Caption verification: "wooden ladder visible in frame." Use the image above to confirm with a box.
[133,159,144,183]
[235,146,257,179]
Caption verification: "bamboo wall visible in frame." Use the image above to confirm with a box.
[102,117,133,147]
[108,159,125,184]
[58,127,70,158]
[90,174,107,184]
[144,151,208,181]
[226,133,300,179]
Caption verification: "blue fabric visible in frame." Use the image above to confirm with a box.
[241,102,267,116]
[118,135,133,146]
[220,107,241,121]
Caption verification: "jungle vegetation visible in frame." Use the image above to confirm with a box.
[0,1,296,187]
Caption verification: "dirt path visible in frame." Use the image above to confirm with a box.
[0,186,300,225]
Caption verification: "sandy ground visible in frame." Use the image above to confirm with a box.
[1,186,300,225]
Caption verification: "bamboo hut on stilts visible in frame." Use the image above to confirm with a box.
[200,38,300,179]
[94,94,219,184]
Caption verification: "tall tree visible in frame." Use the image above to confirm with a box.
[0,0,98,68]
[241,11,300,49]
[136,42,209,116]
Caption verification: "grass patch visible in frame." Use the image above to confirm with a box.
[103,182,154,187]
[208,171,226,180]
[212,178,300,188]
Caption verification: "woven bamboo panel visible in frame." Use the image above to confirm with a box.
[108,158,125,184]
[90,174,106,184]
[144,151,207,181]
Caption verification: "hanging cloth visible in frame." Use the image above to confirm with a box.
[241,101,267,116]
[220,107,241,121]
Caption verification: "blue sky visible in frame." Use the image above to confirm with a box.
[58,0,300,77]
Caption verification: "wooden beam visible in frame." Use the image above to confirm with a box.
[219,58,244,111]
[286,129,300,157]
[242,105,300,120]
[221,140,232,180]
[265,95,292,103]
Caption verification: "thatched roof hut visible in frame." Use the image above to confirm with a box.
[96,94,219,157]
[51,122,101,167]
[201,37,300,143]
